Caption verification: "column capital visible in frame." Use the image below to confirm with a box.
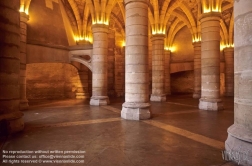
[124,0,149,5]
[151,34,165,40]
[20,12,29,23]
[193,41,201,47]
[92,24,109,33]
[223,47,234,53]
[199,12,221,22]
[164,49,171,54]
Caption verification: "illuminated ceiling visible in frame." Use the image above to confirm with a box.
[20,0,234,46]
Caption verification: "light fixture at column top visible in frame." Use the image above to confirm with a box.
[220,43,234,50]
[74,36,93,44]
[92,19,109,25]
[193,37,201,43]
[19,6,29,15]
[202,0,222,13]
[164,46,176,52]
[121,41,125,47]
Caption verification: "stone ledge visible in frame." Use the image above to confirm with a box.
[225,133,252,166]
[150,94,166,102]
[199,98,224,111]
[90,96,110,106]
[122,102,150,108]
[121,106,151,120]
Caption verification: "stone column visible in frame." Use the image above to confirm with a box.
[223,47,234,97]
[115,47,125,97]
[121,0,151,120]
[225,1,252,165]
[193,41,201,99]
[148,36,152,95]
[90,24,109,105]
[0,0,24,134]
[164,49,171,95]
[114,47,122,96]
[199,12,224,111]
[121,46,125,96]
[108,29,115,96]
[150,34,166,102]
[19,12,29,110]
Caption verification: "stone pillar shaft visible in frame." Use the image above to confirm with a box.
[148,36,152,95]
[225,1,252,165]
[114,47,125,97]
[121,0,151,120]
[19,12,29,110]
[121,46,125,96]
[90,24,109,105]
[199,12,223,111]
[150,35,166,102]
[164,50,171,95]
[224,47,234,97]
[193,41,201,99]
[108,30,115,96]
[0,1,24,134]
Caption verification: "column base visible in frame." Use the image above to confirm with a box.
[121,102,151,120]
[76,93,90,99]
[90,96,110,106]
[199,98,224,111]
[150,94,166,102]
[0,111,24,135]
[193,92,201,99]
[225,92,234,97]
[224,124,252,166]
[20,99,29,111]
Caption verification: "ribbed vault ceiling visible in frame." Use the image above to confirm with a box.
[59,0,234,46]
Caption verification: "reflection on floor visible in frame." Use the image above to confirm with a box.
[1,95,238,166]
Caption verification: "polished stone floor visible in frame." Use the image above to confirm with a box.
[0,95,238,166]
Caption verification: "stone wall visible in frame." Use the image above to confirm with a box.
[26,63,79,99]
[171,71,194,94]
[171,26,194,62]
[166,26,194,94]
[27,0,68,46]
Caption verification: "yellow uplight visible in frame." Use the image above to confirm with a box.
[122,41,125,47]
[203,7,211,13]
[193,36,201,43]
[74,36,80,41]
[220,43,234,50]
[164,46,176,52]
[203,0,221,14]
[152,29,165,35]
[75,35,93,43]
[19,8,24,13]
[151,25,166,35]
[92,18,109,25]
[203,6,221,13]
[19,6,29,15]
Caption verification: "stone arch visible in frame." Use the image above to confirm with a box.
[69,47,93,72]
[70,55,92,72]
